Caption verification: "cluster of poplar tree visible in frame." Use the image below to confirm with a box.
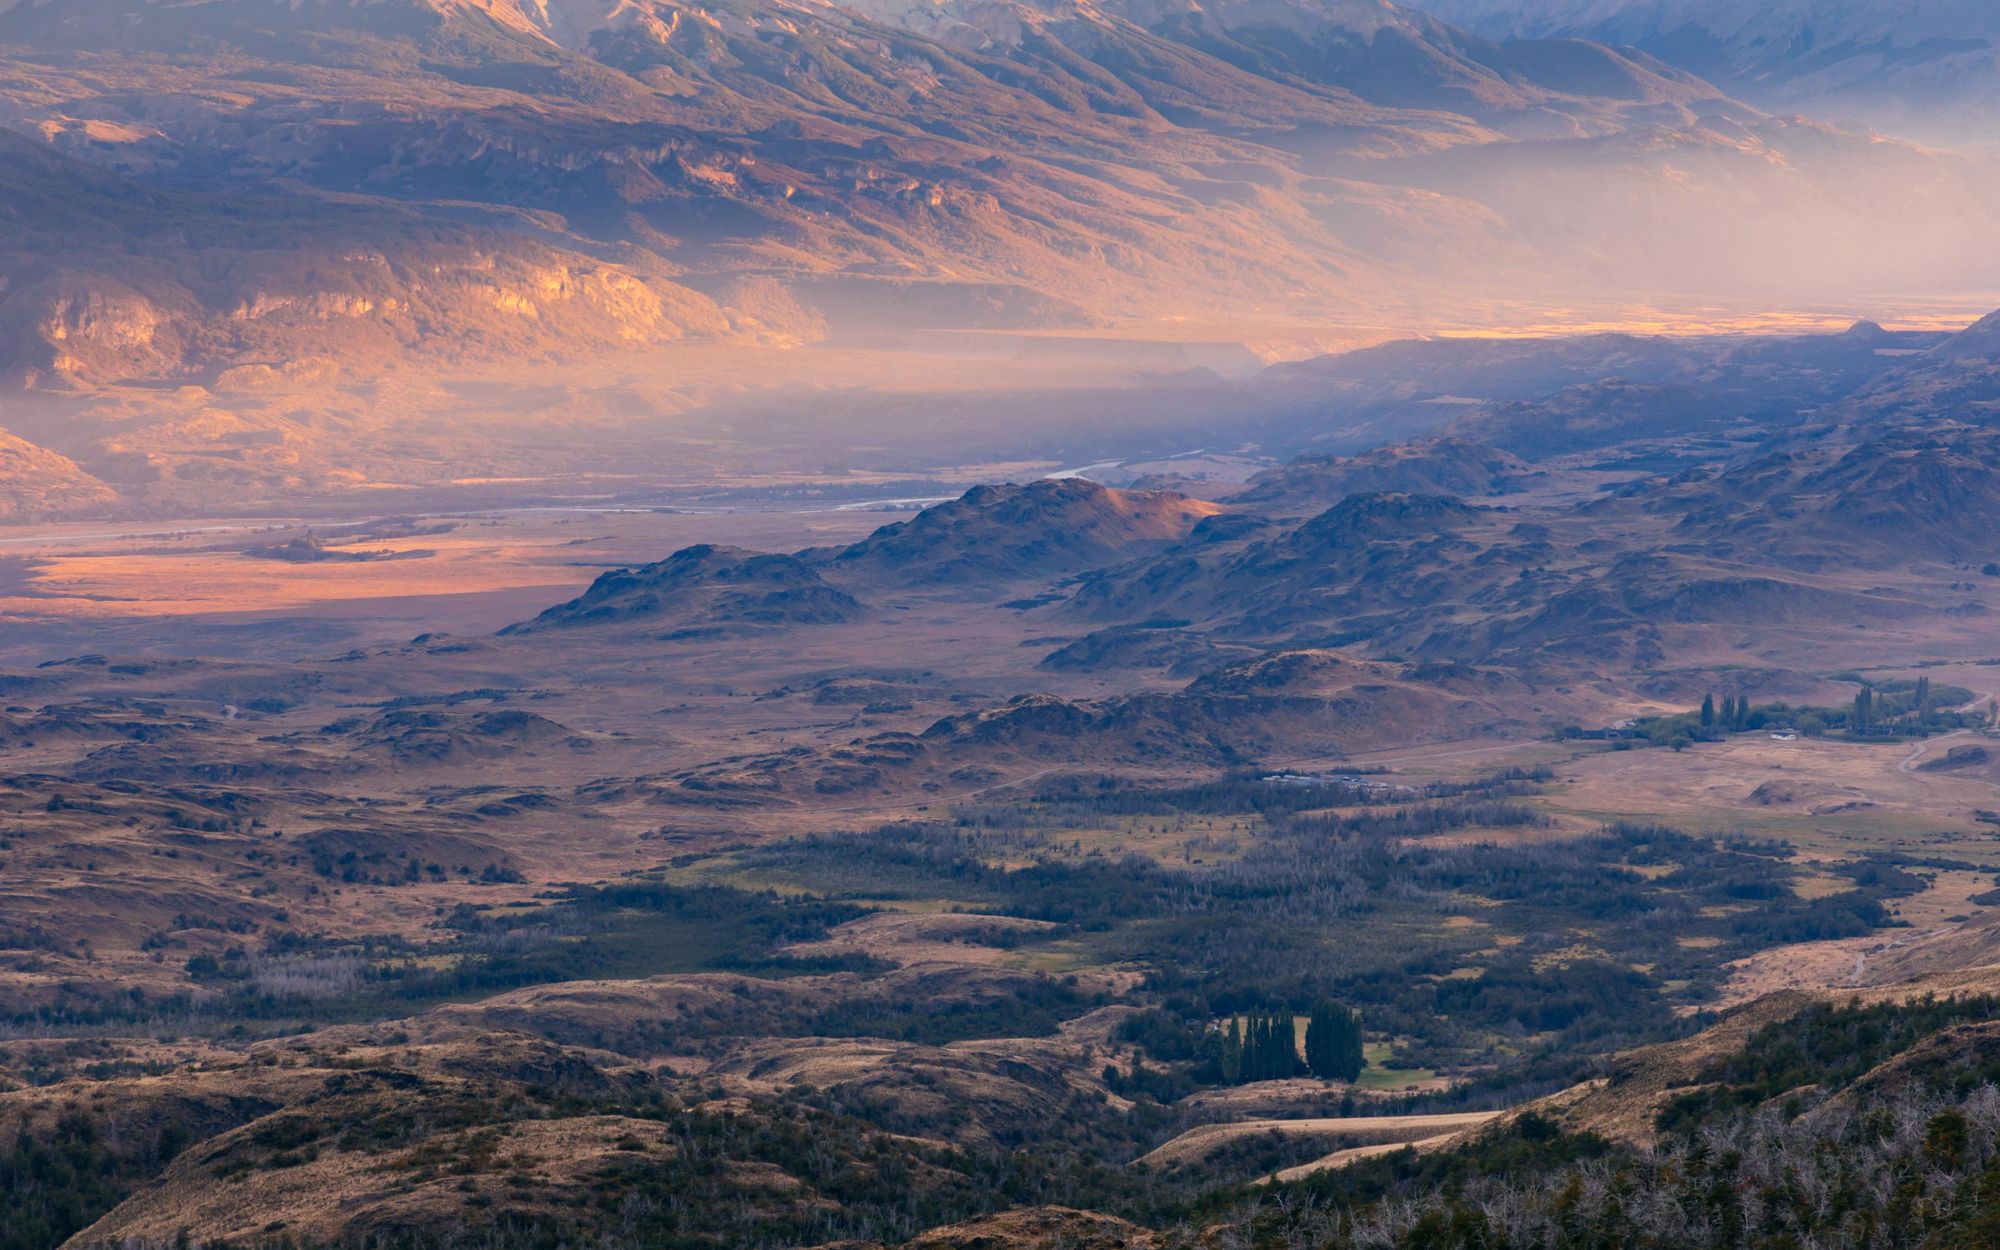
[1699,693,1758,734]
[1853,677,1937,734]
[1305,1000,1366,1082]
[1219,1001,1365,1084]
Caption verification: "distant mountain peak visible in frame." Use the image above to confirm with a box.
[1412,0,2000,139]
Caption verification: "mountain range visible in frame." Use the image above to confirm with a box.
[1414,0,2000,141]
[0,0,1993,398]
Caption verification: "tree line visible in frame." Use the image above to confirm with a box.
[1643,676,1982,749]
[1218,1001,1365,1084]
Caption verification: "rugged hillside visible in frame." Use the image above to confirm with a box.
[658,646,1516,804]
[930,648,1505,758]
[810,479,1220,586]
[502,544,865,637]
[1235,439,1530,514]
[0,131,729,388]
[1661,425,2000,566]
[1834,310,2000,426]
[1444,380,1750,459]
[1210,973,2000,1248]
[1247,320,1943,457]
[1060,411,1986,674]
[854,0,1721,119]
[17,1011,1112,1249]
[309,707,588,765]
[0,428,116,519]
[1067,491,1492,632]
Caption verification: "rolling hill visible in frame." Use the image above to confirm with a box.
[501,544,866,637]
[809,479,1221,585]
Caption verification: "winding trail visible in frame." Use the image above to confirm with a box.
[1896,689,1996,775]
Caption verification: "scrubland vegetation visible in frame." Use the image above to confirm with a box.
[10,727,1994,1250]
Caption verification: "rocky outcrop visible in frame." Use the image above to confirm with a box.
[503,545,865,636]
[813,480,1220,588]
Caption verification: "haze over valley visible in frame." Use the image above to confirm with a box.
[0,0,1995,521]
[8,5,2000,1250]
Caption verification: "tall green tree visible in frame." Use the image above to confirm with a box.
[1305,1000,1365,1082]
[1700,694,1715,729]
[1305,1002,1335,1079]
[1234,1008,1302,1083]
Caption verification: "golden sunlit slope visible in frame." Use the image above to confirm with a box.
[0,131,731,388]
[0,428,117,519]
